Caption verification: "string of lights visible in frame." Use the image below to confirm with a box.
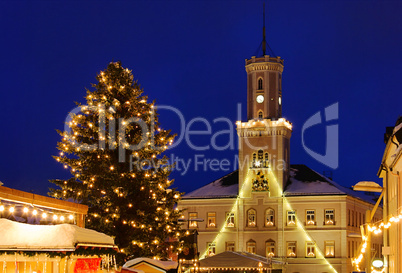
[0,200,76,223]
[351,209,402,272]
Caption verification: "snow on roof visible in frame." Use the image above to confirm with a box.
[0,219,115,251]
[123,258,177,271]
[285,165,379,204]
[183,170,238,199]
[182,165,378,204]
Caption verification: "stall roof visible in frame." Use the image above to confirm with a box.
[0,218,115,251]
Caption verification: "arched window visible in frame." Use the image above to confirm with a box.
[264,153,269,167]
[266,240,275,257]
[258,111,263,119]
[258,150,263,161]
[247,209,256,227]
[252,153,256,167]
[265,208,274,227]
[246,240,256,254]
[258,78,263,90]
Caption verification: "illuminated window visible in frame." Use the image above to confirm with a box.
[265,208,274,227]
[287,241,296,257]
[247,209,256,227]
[226,212,235,227]
[325,209,335,225]
[306,210,315,225]
[226,241,235,251]
[207,242,216,256]
[252,153,256,167]
[266,240,275,257]
[189,212,198,228]
[207,212,216,227]
[325,241,335,257]
[246,240,256,254]
[258,78,263,90]
[264,153,269,167]
[258,111,263,119]
[287,210,296,226]
[306,242,316,258]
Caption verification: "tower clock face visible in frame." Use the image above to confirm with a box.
[256,95,264,103]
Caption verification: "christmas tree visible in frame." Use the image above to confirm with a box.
[50,62,184,260]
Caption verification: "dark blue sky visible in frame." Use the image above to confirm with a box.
[0,1,401,196]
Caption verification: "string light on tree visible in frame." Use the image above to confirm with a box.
[49,61,184,259]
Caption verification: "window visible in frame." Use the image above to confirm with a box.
[287,210,296,226]
[226,212,235,227]
[325,209,335,225]
[258,78,263,90]
[189,212,198,228]
[247,209,256,227]
[226,241,235,251]
[207,212,216,227]
[258,111,263,119]
[266,240,275,257]
[252,153,256,167]
[264,153,269,167]
[325,241,335,258]
[348,209,350,226]
[306,210,315,225]
[207,242,216,256]
[306,242,316,258]
[265,208,274,227]
[287,241,296,257]
[246,240,256,254]
[258,150,263,161]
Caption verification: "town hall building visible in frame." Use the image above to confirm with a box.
[177,32,383,273]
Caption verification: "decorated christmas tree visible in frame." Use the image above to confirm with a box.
[50,62,183,259]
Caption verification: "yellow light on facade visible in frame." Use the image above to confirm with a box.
[23,207,28,213]
[32,209,38,216]
[0,205,4,212]
[53,215,58,220]
[9,207,14,213]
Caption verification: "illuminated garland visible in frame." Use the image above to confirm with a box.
[352,213,402,272]
[0,201,76,223]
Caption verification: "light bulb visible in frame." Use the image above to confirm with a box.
[32,209,37,215]
[23,207,28,213]
[42,212,47,218]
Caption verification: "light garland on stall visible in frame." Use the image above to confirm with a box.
[0,200,76,224]
[352,211,402,272]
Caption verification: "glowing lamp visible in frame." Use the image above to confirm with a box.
[372,259,384,268]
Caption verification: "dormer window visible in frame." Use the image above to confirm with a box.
[258,78,263,90]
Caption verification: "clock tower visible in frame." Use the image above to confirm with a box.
[246,56,283,119]
[236,14,291,198]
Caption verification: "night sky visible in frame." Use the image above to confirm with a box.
[0,1,401,196]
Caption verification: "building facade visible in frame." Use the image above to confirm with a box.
[378,117,402,273]
[178,53,382,273]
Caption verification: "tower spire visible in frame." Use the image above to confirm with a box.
[262,3,266,56]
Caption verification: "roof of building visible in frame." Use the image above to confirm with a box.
[0,218,115,251]
[123,258,178,271]
[183,164,378,204]
[183,170,238,199]
[199,251,283,268]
